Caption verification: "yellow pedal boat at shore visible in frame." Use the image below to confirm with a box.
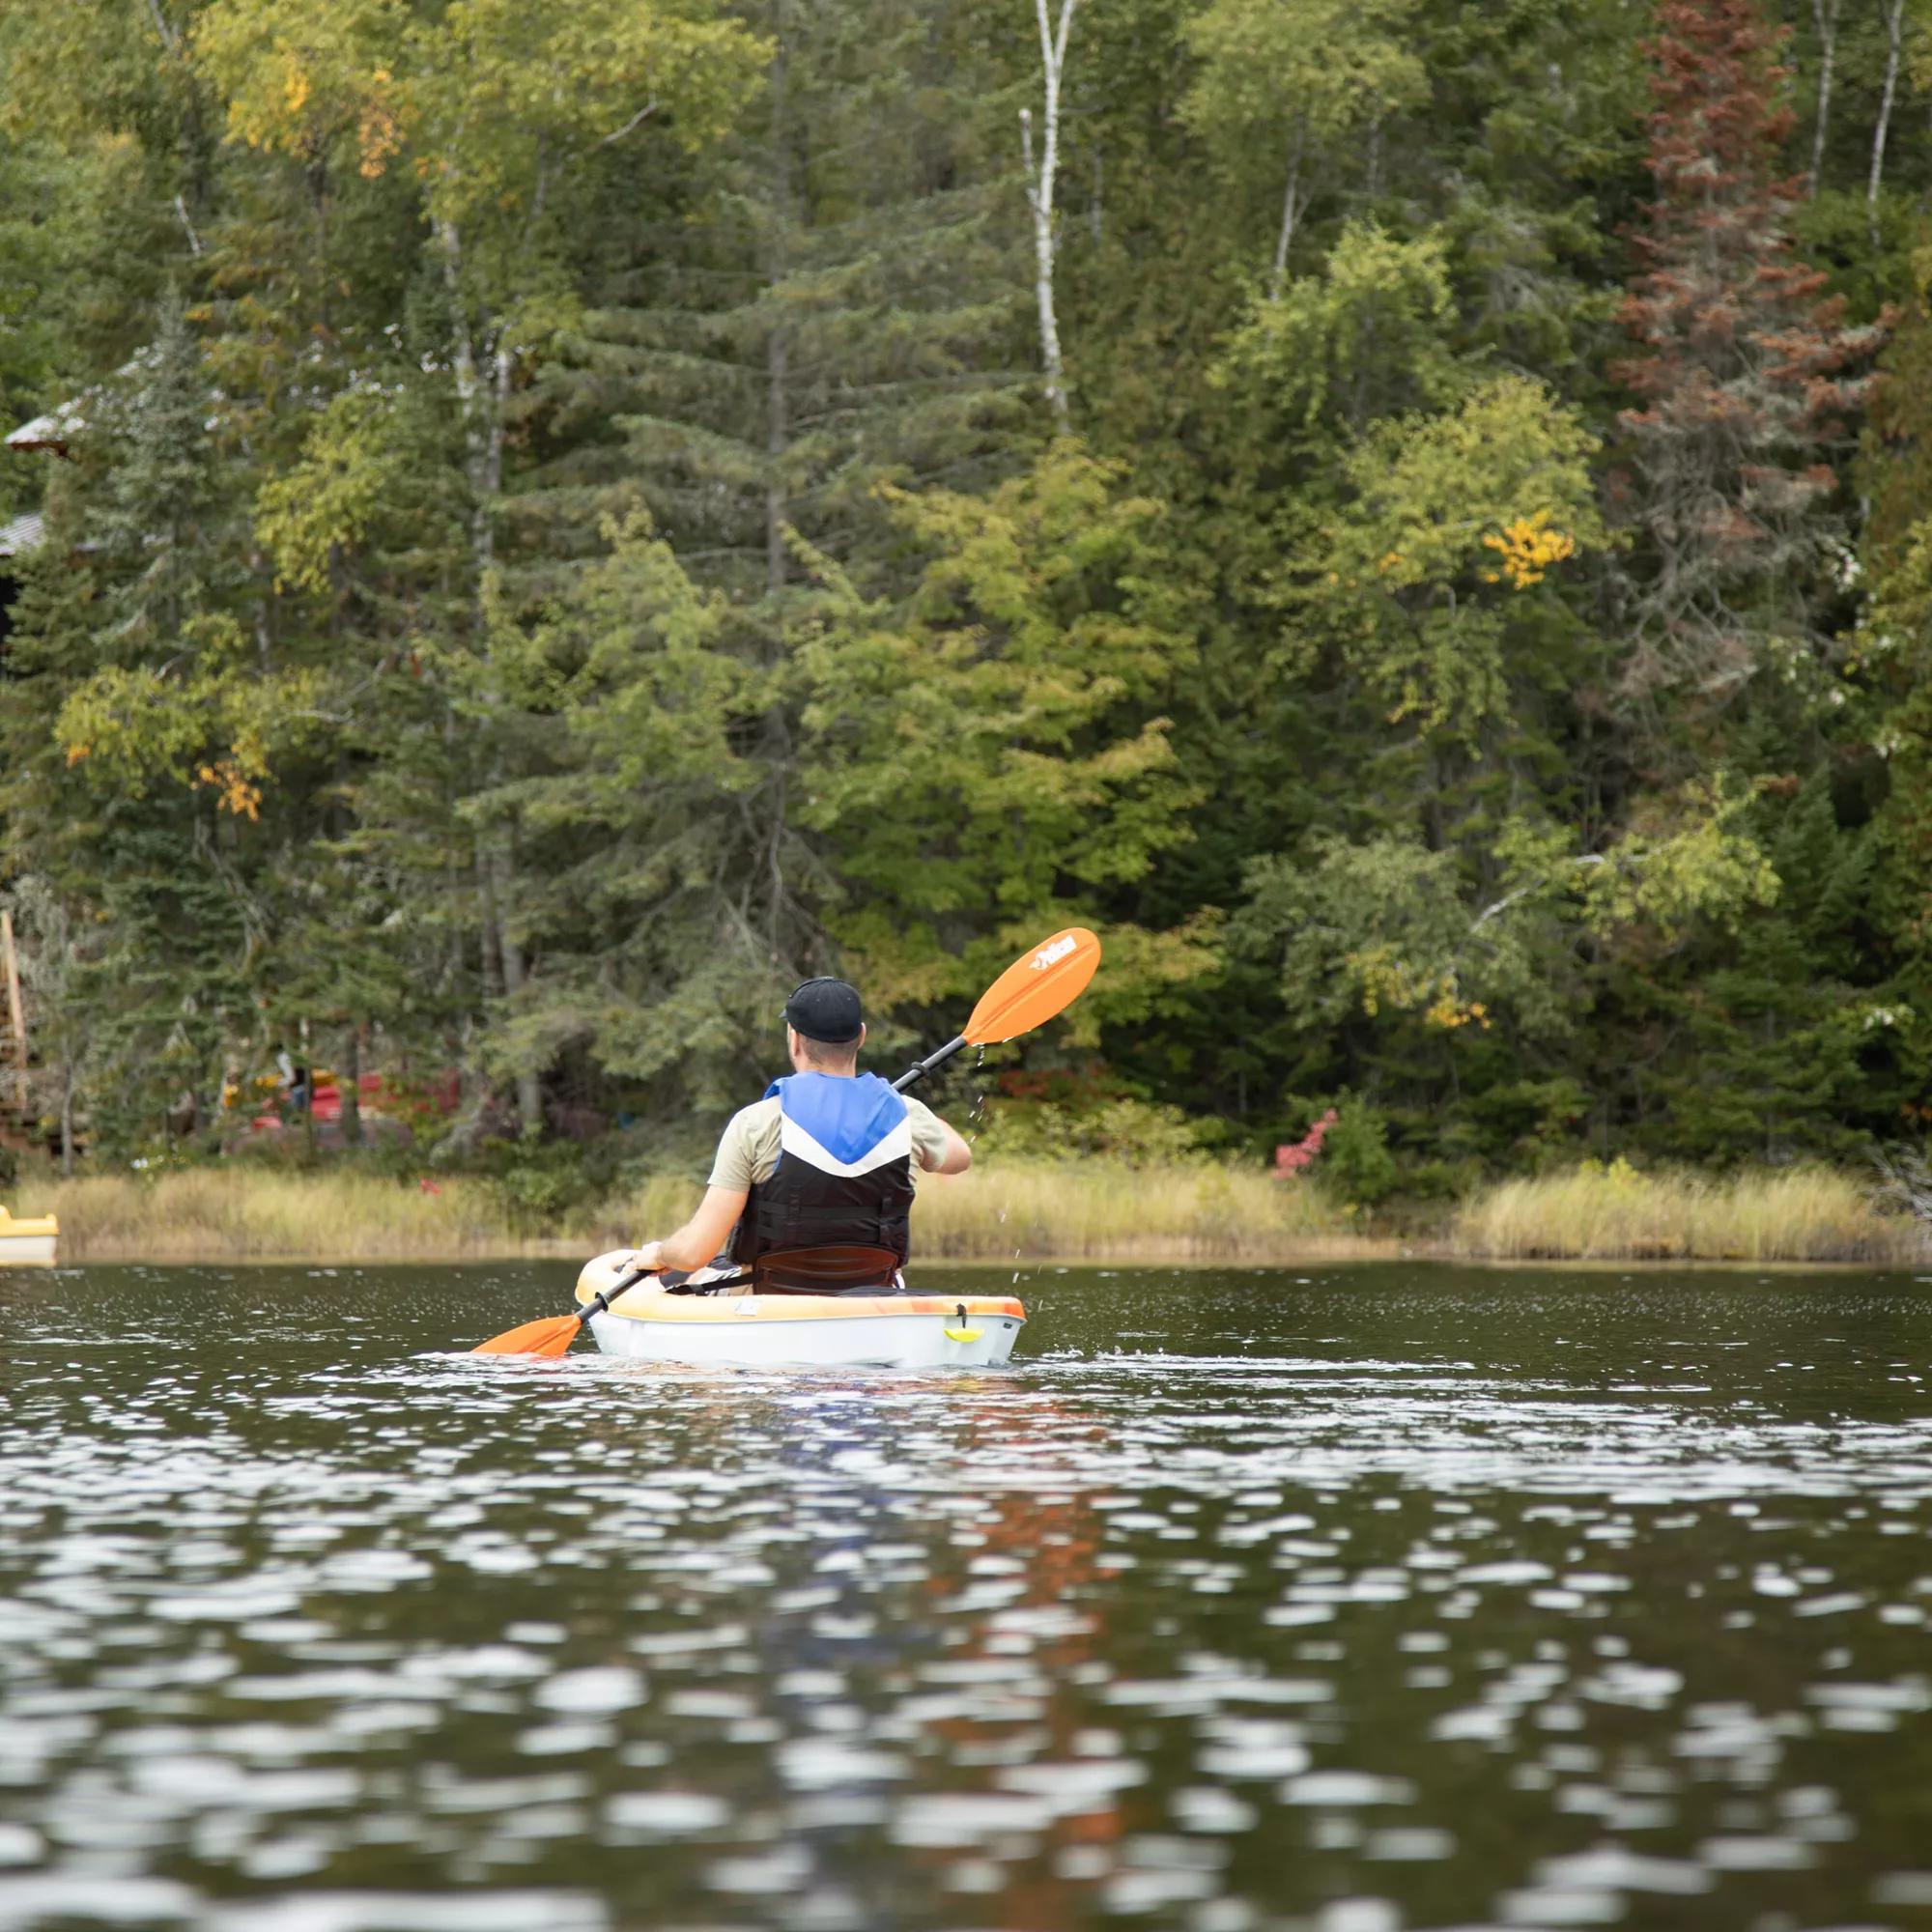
[0,1206,58,1264]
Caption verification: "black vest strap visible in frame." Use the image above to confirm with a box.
[735,1156,914,1273]
[750,1245,903,1293]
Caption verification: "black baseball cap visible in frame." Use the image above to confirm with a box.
[782,977,864,1043]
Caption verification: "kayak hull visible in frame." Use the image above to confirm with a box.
[575,1252,1024,1369]
[586,1300,1023,1368]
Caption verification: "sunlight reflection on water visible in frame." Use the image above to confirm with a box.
[2,1262,1932,1929]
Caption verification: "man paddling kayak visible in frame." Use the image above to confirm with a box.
[472,928,1097,1355]
[626,977,973,1292]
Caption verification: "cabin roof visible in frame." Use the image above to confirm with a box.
[0,512,43,560]
[6,403,85,454]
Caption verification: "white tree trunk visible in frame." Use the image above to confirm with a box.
[1020,0,1079,431]
[1869,0,1907,246]
[1270,129,1308,298]
[1806,0,1842,197]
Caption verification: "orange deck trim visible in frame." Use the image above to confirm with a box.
[577,1286,1027,1324]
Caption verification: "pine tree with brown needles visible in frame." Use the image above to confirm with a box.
[1614,0,1885,707]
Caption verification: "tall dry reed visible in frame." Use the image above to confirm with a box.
[36,1171,560,1263]
[589,1161,1365,1263]
[27,1159,1363,1264]
[1454,1161,1924,1264]
[906,1158,1367,1262]
[37,1155,1911,1268]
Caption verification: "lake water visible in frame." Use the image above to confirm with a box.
[3,1262,1932,1931]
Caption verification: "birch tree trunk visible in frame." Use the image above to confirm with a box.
[1020,0,1079,431]
[1270,128,1307,298]
[1806,0,1842,197]
[1868,0,1907,247]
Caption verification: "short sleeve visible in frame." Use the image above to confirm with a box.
[708,1098,781,1190]
[903,1095,954,1173]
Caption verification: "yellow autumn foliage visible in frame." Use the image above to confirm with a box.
[1482,509,1578,588]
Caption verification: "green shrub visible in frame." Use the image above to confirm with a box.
[1325,1099,1400,1206]
[972,1093,1214,1166]
[480,1137,606,1235]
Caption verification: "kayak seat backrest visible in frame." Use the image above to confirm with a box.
[750,1244,904,1295]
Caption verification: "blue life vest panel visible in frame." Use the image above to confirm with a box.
[733,1072,916,1275]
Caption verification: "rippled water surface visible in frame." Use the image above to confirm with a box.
[6,1263,1932,1930]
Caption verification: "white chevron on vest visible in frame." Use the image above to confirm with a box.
[778,1113,913,1179]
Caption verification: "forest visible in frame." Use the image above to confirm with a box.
[1,0,1930,1208]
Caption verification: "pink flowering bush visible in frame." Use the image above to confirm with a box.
[1274,1108,1339,1177]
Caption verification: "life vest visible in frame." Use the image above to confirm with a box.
[732,1071,915,1273]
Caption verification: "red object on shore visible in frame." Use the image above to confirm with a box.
[1275,1109,1339,1177]
[244,1069,456,1137]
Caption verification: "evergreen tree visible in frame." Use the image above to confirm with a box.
[1614,0,1883,707]
[30,300,267,1151]
[92,289,231,658]
[0,0,1924,1182]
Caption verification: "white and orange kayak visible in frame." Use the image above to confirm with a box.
[573,1250,1025,1369]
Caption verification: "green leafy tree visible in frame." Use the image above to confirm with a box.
[1180,0,1427,293]
[797,444,1211,1022]
[1293,373,1605,739]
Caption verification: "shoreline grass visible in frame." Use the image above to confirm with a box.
[21,1159,1379,1265]
[908,1158,1386,1262]
[14,1157,1925,1266]
[32,1171,580,1264]
[1453,1162,1925,1264]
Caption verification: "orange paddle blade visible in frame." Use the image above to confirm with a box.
[964,927,1102,1044]
[470,1312,582,1357]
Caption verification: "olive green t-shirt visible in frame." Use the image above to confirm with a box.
[708,1092,952,1191]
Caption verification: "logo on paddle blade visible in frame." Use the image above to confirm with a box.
[1031,935,1078,971]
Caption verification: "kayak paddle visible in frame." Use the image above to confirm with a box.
[890,924,1102,1089]
[469,924,1101,1357]
[468,1268,654,1357]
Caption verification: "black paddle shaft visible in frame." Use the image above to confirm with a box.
[894,1033,967,1094]
[575,1264,652,1326]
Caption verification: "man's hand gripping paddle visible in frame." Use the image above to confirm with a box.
[469,926,1102,1356]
